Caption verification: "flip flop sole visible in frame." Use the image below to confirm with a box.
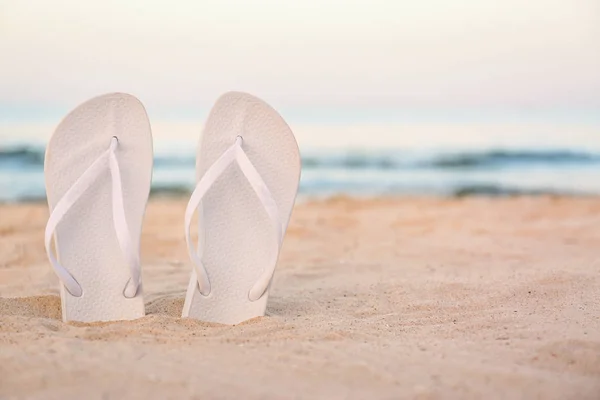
[45,93,153,322]
[182,92,301,325]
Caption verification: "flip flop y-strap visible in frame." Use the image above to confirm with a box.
[185,136,284,301]
[45,136,141,298]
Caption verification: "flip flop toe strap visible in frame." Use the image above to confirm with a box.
[45,137,141,298]
[184,136,284,302]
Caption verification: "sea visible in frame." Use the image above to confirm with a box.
[1,114,599,202]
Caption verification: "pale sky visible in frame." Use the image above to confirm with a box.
[0,0,599,117]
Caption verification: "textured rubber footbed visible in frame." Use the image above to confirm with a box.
[45,93,153,323]
[182,92,301,325]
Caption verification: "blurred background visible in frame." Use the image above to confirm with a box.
[0,0,599,202]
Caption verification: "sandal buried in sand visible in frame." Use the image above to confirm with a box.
[182,92,301,325]
[44,93,153,323]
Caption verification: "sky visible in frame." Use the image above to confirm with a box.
[0,0,599,122]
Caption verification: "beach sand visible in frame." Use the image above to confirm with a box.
[0,197,599,399]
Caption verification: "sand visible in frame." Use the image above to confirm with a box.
[0,197,599,399]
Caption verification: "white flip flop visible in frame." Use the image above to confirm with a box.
[44,93,153,323]
[182,92,301,325]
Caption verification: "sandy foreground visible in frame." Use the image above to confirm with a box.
[0,197,599,399]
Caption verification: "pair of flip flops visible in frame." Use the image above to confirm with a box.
[45,92,301,325]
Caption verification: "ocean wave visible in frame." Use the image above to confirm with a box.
[449,184,579,197]
[0,146,199,168]
[427,150,600,168]
[150,184,191,196]
[0,146,45,166]
[1,145,599,171]
[302,149,600,170]
[0,179,594,203]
